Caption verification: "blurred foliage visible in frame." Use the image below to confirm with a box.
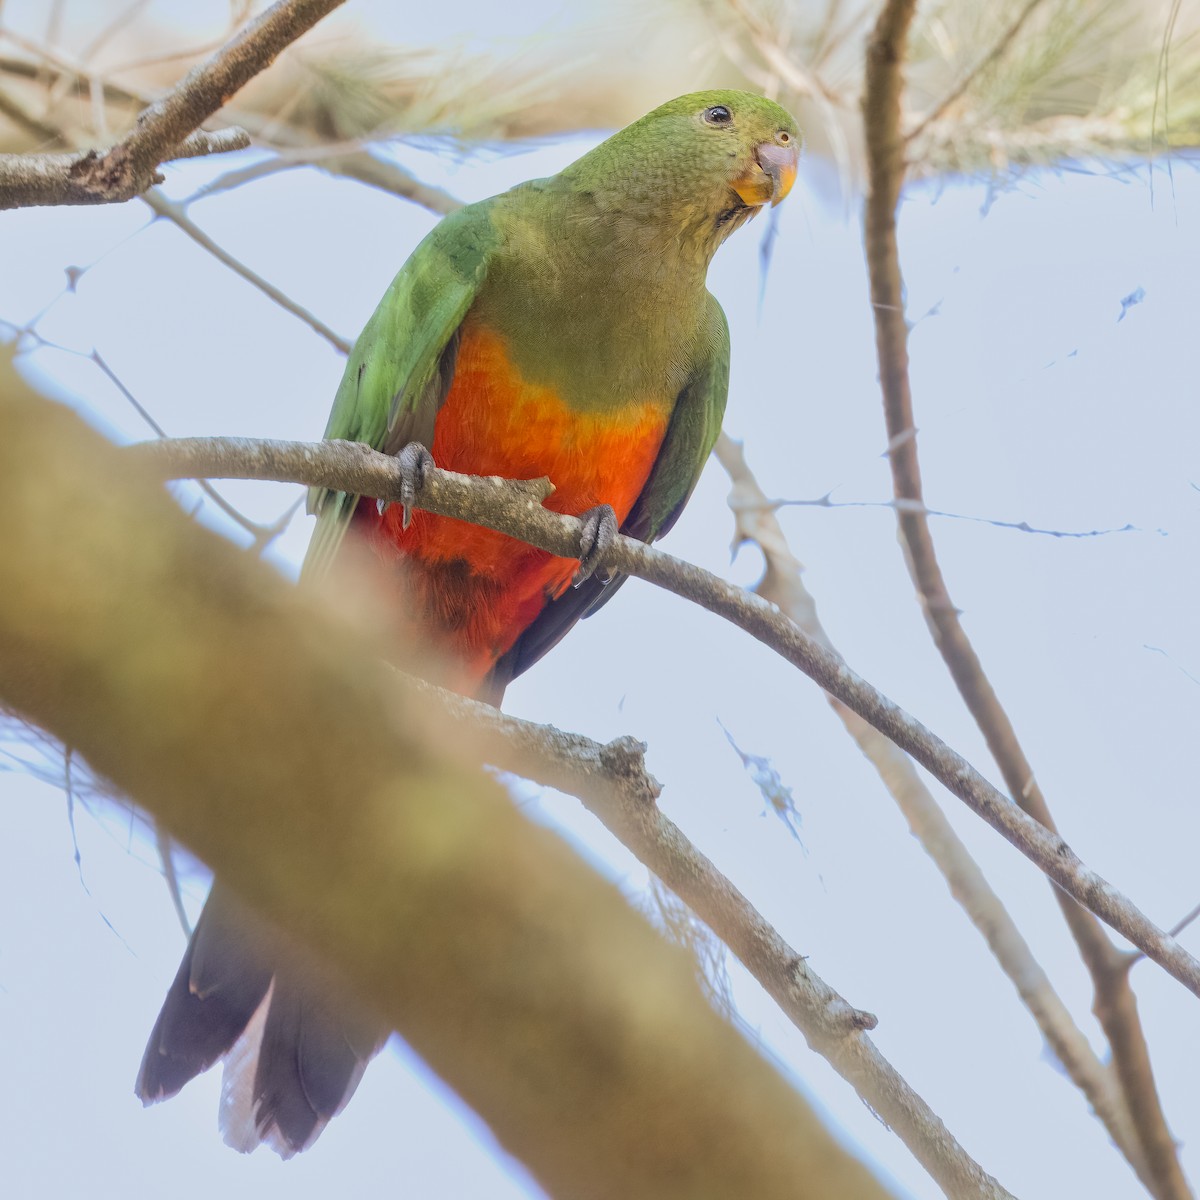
[904,0,1200,172]
[0,0,1196,189]
[698,0,1200,182]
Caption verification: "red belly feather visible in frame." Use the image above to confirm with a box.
[354,320,670,689]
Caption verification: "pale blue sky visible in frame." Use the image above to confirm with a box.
[2,67,1199,1200]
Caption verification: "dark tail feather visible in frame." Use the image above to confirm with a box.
[136,883,388,1155]
[136,886,273,1102]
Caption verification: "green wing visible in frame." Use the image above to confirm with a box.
[482,294,731,700]
[302,203,498,582]
[619,294,730,546]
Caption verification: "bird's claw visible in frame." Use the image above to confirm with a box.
[390,442,434,530]
[574,504,618,587]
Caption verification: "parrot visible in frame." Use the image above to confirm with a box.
[135,89,800,1156]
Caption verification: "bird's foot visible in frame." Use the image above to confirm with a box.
[574,504,618,587]
[381,442,434,529]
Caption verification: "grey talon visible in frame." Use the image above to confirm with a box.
[396,441,433,530]
[574,503,619,587]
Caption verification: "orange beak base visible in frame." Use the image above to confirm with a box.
[732,142,799,208]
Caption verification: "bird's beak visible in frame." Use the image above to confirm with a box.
[732,142,799,208]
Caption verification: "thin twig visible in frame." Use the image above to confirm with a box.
[88,348,287,545]
[128,433,1200,1002]
[192,144,464,216]
[314,150,464,215]
[1168,901,1200,941]
[164,127,253,162]
[72,0,341,189]
[769,491,1140,539]
[154,825,192,937]
[138,188,351,353]
[862,2,1190,1197]
[1128,900,1200,968]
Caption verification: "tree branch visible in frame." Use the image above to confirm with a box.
[191,146,465,216]
[0,353,900,1200]
[0,0,346,208]
[861,2,1190,1197]
[0,128,252,208]
[138,187,352,353]
[413,678,1015,1200]
[715,433,1152,1188]
[128,433,1200,1004]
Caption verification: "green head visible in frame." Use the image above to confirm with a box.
[561,90,801,252]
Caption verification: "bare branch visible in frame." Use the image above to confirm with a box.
[314,149,464,214]
[138,188,351,353]
[862,3,1190,1197]
[0,0,346,208]
[772,492,1140,539]
[128,432,1200,1002]
[191,144,464,215]
[164,127,253,162]
[716,433,1152,1186]
[154,825,192,937]
[413,679,1015,1200]
[87,348,292,547]
[1128,902,1200,970]
[1168,901,1200,942]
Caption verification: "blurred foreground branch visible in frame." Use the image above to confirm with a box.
[862,2,1190,1197]
[131,433,1200,1002]
[0,353,897,1200]
[0,0,345,207]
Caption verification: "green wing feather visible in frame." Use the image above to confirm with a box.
[620,293,730,546]
[301,204,497,582]
[481,294,731,700]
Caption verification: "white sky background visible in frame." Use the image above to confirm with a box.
[2,6,1200,1199]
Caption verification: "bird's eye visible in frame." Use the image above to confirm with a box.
[703,105,733,126]
[777,130,792,145]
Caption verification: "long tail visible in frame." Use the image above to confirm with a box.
[135,884,388,1156]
